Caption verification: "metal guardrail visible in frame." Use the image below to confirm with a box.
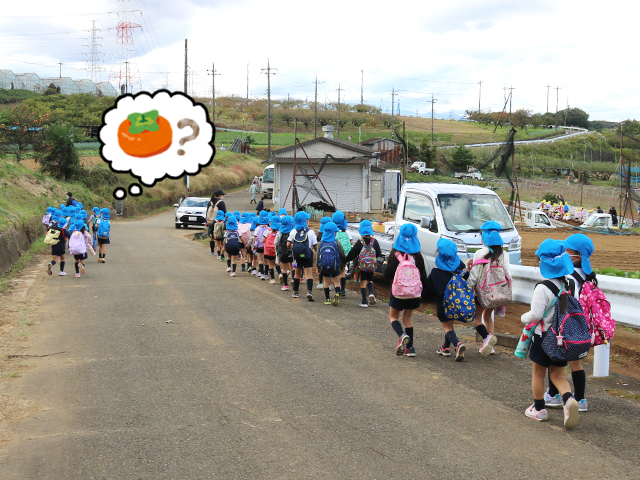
[510,264,640,328]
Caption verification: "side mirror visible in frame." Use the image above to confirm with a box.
[420,215,431,229]
[173,204,179,208]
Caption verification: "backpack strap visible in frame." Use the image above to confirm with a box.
[569,271,585,294]
[471,259,489,268]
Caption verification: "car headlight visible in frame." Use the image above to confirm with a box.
[442,235,467,253]
[509,236,522,251]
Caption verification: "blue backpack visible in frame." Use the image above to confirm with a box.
[225,230,241,251]
[292,228,312,260]
[97,219,110,239]
[539,280,592,362]
[317,240,340,272]
[442,267,475,322]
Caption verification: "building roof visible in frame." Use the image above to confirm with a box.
[0,69,14,79]
[273,136,375,157]
[359,137,402,146]
[41,77,75,86]
[274,156,372,165]
[75,79,95,87]
[15,73,38,81]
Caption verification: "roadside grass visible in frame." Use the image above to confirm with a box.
[0,235,48,294]
[604,389,640,403]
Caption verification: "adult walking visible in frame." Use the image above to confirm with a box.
[206,189,227,255]
[608,206,618,227]
[249,183,259,204]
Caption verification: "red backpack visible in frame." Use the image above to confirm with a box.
[264,229,277,257]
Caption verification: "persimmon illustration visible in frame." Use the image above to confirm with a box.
[117,110,173,157]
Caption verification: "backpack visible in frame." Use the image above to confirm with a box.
[357,238,376,272]
[44,226,62,246]
[213,221,225,239]
[580,280,615,346]
[264,229,277,257]
[97,219,110,240]
[539,280,592,362]
[69,230,87,255]
[276,232,291,258]
[238,223,251,244]
[335,231,352,256]
[225,230,241,251]
[254,225,268,248]
[391,252,423,299]
[442,267,475,322]
[317,240,340,272]
[42,213,51,226]
[292,228,312,260]
[472,257,512,309]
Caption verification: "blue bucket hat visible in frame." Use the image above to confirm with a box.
[332,210,348,230]
[319,216,332,233]
[215,210,225,221]
[101,208,111,220]
[564,205,569,212]
[535,239,574,279]
[435,238,461,271]
[270,216,281,230]
[226,217,238,230]
[481,221,503,247]
[321,221,339,242]
[258,210,270,225]
[280,215,294,234]
[73,219,85,231]
[250,218,258,231]
[225,211,233,219]
[46,206,53,214]
[359,220,374,236]
[393,223,421,254]
[240,213,251,224]
[92,206,100,214]
[278,208,287,216]
[294,211,310,230]
[58,218,68,228]
[234,210,240,221]
[249,212,257,220]
[80,210,88,219]
[563,233,594,275]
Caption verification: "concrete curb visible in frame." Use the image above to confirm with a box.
[476,332,519,349]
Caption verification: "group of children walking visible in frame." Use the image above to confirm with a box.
[43,204,112,278]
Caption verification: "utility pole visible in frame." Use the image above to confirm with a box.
[314,76,324,139]
[124,60,129,93]
[564,99,569,127]
[555,85,561,131]
[246,63,249,100]
[207,63,220,120]
[261,60,277,159]
[183,39,188,94]
[391,87,395,138]
[336,84,342,139]
[402,121,407,184]
[478,80,482,113]
[361,69,363,105]
[428,94,437,145]
[545,84,552,114]
[58,62,63,78]
[508,86,515,128]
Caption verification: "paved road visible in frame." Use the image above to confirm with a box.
[1,189,639,479]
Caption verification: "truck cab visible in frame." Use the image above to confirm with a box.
[524,210,555,228]
[581,213,613,229]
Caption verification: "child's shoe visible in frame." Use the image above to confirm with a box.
[47,264,52,276]
[75,273,81,278]
[292,291,299,298]
[358,302,369,308]
[544,389,563,409]
[219,256,225,261]
[454,342,466,362]
[79,263,85,274]
[525,405,549,422]
[225,267,232,272]
[279,274,283,284]
[241,265,246,272]
[340,291,346,298]
[395,333,410,355]
[269,279,276,284]
[404,346,416,357]
[436,346,451,356]
[578,399,588,412]
[251,270,257,276]
[230,272,236,277]
[324,298,332,305]
[368,294,377,305]
[317,283,324,289]
[59,271,67,276]
[281,285,290,291]
[261,275,267,281]
[479,334,497,357]
[307,292,314,302]
[563,397,579,429]
[332,293,340,306]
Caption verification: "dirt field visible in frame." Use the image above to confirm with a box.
[518,227,640,271]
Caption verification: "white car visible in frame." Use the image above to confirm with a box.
[174,197,209,229]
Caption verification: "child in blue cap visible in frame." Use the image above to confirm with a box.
[545,233,595,412]
[213,210,226,260]
[332,210,353,298]
[69,219,90,278]
[316,217,333,290]
[344,220,381,307]
[237,213,252,272]
[264,216,281,284]
[382,223,427,356]
[248,218,259,275]
[97,208,111,263]
[47,218,71,276]
[224,217,245,277]
[521,239,579,429]
[424,238,469,361]
[254,210,271,280]
[316,221,346,305]
[276,215,294,291]
[467,220,512,357]
[287,211,318,301]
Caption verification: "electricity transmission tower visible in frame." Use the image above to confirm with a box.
[84,20,104,83]
[108,0,142,94]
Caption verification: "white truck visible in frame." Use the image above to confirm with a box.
[523,210,556,228]
[581,213,615,229]
[454,167,483,181]
[409,161,435,175]
[260,164,275,198]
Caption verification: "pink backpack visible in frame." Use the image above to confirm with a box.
[391,252,423,299]
[238,223,251,244]
[580,281,615,345]
[68,230,87,255]
[472,257,512,309]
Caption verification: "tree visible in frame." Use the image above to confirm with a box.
[279,109,293,126]
[44,83,58,96]
[562,107,589,129]
[40,124,80,180]
[419,136,438,167]
[0,104,49,162]
[450,144,474,169]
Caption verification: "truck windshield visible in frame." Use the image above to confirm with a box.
[263,168,274,183]
[438,193,514,233]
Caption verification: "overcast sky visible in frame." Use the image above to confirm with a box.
[1,0,638,122]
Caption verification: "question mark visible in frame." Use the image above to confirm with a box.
[177,118,200,156]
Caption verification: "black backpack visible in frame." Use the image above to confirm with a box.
[276,232,291,258]
[292,228,312,260]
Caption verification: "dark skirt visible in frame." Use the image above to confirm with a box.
[98,238,110,245]
[529,333,567,368]
[389,293,421,311]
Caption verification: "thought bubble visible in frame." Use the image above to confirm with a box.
[99,90,215,199]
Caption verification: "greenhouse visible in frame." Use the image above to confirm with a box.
[15,73,46,92]
[0,69,23,90]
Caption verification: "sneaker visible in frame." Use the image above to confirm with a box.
[317,283,324,290]
[479,334,497,357]
[436,346,451,357]
[358,302,369,308]
[307,292,314,302]
[292,291,299,298]
[578,399,588,412]
[332,293,340,306]
[281,285,290,291]
[75,273,81,278]
[324,299,332,305]
[544,389,563,409]
[230,272,236,277]
[251,270,257,276]
[58,271,67,276]
[490,347,496,355]
[455,342,466,362]
[279,274,283,284]
[369,294,377,305]
[404,346,416,357]
[340,291,346,298]
[225,267,232,272]
[47,264,52,276]
[261,275,267,281]
[219,256,226,261]
[563,397,579,429]
[217,256,221,260]
[525,405,549,422]
[79,263,85,274]
[395,333,410,356]
[269,279,276,284]
[211,252,215,256]
[241,265,246,272]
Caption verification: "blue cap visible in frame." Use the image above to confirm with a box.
[294,211,310,230]
[319,216,332,233]
[563,234,593,275]
[280,215,294,234]
[240,213,251,224]
[250,219,258,231]
[435,238,461,271]
[58,218,68,228]
[215,210,225,221]
[74,219,85,231]
[225,211,233,219]
[535,239,574,279]
[321,221,339,242]
[226,217,238,230]
[359,220,374,236]
[92,206,100,213]
[234,210,240,220]
[481,221,503,247]
[332,210,348,230]
[101,208,111,220]
[278,208,287,216]
[393,223,421,254]
[258,210,270,225]
[270,216,281,230]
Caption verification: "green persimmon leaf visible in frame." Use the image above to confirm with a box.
[127,110,160,134]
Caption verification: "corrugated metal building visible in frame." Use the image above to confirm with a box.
[0,70,23,90]
[273,129,386,214]
[40,77,80,95]
[359,137,402,163]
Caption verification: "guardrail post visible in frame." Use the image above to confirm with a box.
[592,344,610,377]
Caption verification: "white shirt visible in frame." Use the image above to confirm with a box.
[521,278,564,334]
[287,228,318,246]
